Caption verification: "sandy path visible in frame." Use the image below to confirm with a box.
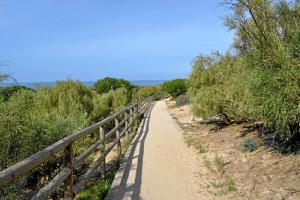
[105,100,209,200]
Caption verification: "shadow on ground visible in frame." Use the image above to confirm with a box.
[105,102,156,200]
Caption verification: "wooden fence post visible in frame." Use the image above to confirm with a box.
[64,143,74,199]
[134,104,138,129]
[99,127,106,179]
[115,118,122,160]
[125,110,129,140]
[129,108,133,132]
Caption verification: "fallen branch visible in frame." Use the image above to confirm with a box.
[239,122,264,137]
[197,118,227,125]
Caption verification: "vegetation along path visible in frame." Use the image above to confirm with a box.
[105,100,210,200]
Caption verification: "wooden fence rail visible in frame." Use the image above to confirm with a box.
[0,96,154,199]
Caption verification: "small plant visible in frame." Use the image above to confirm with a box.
[76,170,116,200]
[224,176,237,192]
[213,154,225,175]
[194,140,206,154]
[202,155,214,172]
[175,94,190,107]
[240,138,259,152]
[185,137,206,154]
[210,176,237,195]
[265,174,272,181]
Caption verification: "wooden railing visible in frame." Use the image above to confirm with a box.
[0,96,154,199]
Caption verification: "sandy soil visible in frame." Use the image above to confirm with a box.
[106,100,211,200]
[138,100,211,200]
[166,99,300,200]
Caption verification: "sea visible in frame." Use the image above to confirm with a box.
[0,80,166,88]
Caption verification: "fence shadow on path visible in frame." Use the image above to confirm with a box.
[105,102,156,200]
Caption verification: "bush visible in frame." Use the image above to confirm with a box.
[93,77,133,94]
[0,78,136,198]
[91,94,111,122]
[175,94,190,107]
[161,78,188,98]
[132,86,159,101]
[0,86,91,169]
[107,87,129,113]
[240,138,259,152]
[223,0,300,146]
[153,91,169,101]
[35,79,94,117]
[0,85,33,102]
[189,52,249,123]
[93,77,136,104]
[0,90,35,168]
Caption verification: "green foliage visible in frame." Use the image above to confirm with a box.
[35,80,94,117]
[107,87,129,113]
[0,78,135,198]
[186,137,206,154]
[76,169,116,200]
[153,91,169,101]
[132,85,159,101]
[0,79,132,171]
[93,77,133,94]
[175,94,190,107]
[189,52,249,123]
[214,154,225,175]
[0,176,29,199]
[161,78,188,98]
[0,87,90,169]
[91,87,129,122]
[0,85,33,102]
[188,0,300,147]
[240,138,259,152]
[223,0,300,145]
[91,94,111,122]
[0,90,35,168]
[93,77,136,105]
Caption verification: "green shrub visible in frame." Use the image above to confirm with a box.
[175,94,190,107]
[161,78,188,98]
[35,79,94,117]
[153,91,169,101]
[0,85,33,102]
[0,87,90,169]
[107,87,129,113]
[0,78,137,198]
[223,0,300,146]
[91,94,111,122]
[93,77,133,94]
[132,85,159,101]
[240,138,259,152]
[0,90,35,168]
[93,77,136,104]
[0,176,29,199]
[189,52,249,123]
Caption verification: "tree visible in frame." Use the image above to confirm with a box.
[0,85,33,101]
[189,52,248,123]
[223,0,300,148]
[161,78,188,98]
[93,77,133,94]
[0,63,16,83]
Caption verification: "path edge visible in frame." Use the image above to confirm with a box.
[104,112,148,200]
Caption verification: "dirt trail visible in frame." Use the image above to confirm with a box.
[105,100,210,200]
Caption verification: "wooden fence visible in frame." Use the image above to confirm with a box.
[0,96,154,199]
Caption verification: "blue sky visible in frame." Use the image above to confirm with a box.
[0,0,234,82]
